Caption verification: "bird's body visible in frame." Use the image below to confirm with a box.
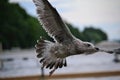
[33,0,99,76]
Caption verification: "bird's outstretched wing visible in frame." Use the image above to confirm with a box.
[33,0,74,43]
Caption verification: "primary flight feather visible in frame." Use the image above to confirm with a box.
[33,0,99,76]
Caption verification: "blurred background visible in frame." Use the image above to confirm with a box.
[0,0,120,80]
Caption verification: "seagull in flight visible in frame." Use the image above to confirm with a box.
[33,0,111,76]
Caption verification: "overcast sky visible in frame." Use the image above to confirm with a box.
[9,0,120,41]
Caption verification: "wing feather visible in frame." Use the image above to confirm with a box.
[33,0,74,43]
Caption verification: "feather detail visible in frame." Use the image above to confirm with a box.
[33,0,74,43]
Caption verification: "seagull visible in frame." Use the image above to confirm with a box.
[33,0,106,76]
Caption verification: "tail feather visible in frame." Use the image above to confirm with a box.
[35,37,47,58]
[49,62,55,69]
[39,58,45,63]
[64,59,67,67]
[59,59,63,68]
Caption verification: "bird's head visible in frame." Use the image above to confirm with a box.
[74,39,99,54]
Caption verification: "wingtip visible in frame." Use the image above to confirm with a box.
[32,0,45,8]
[49,69,56,77]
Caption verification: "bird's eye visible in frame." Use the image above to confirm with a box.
[86,44,91,47]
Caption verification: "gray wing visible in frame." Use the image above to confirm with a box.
[33,0,74,43]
